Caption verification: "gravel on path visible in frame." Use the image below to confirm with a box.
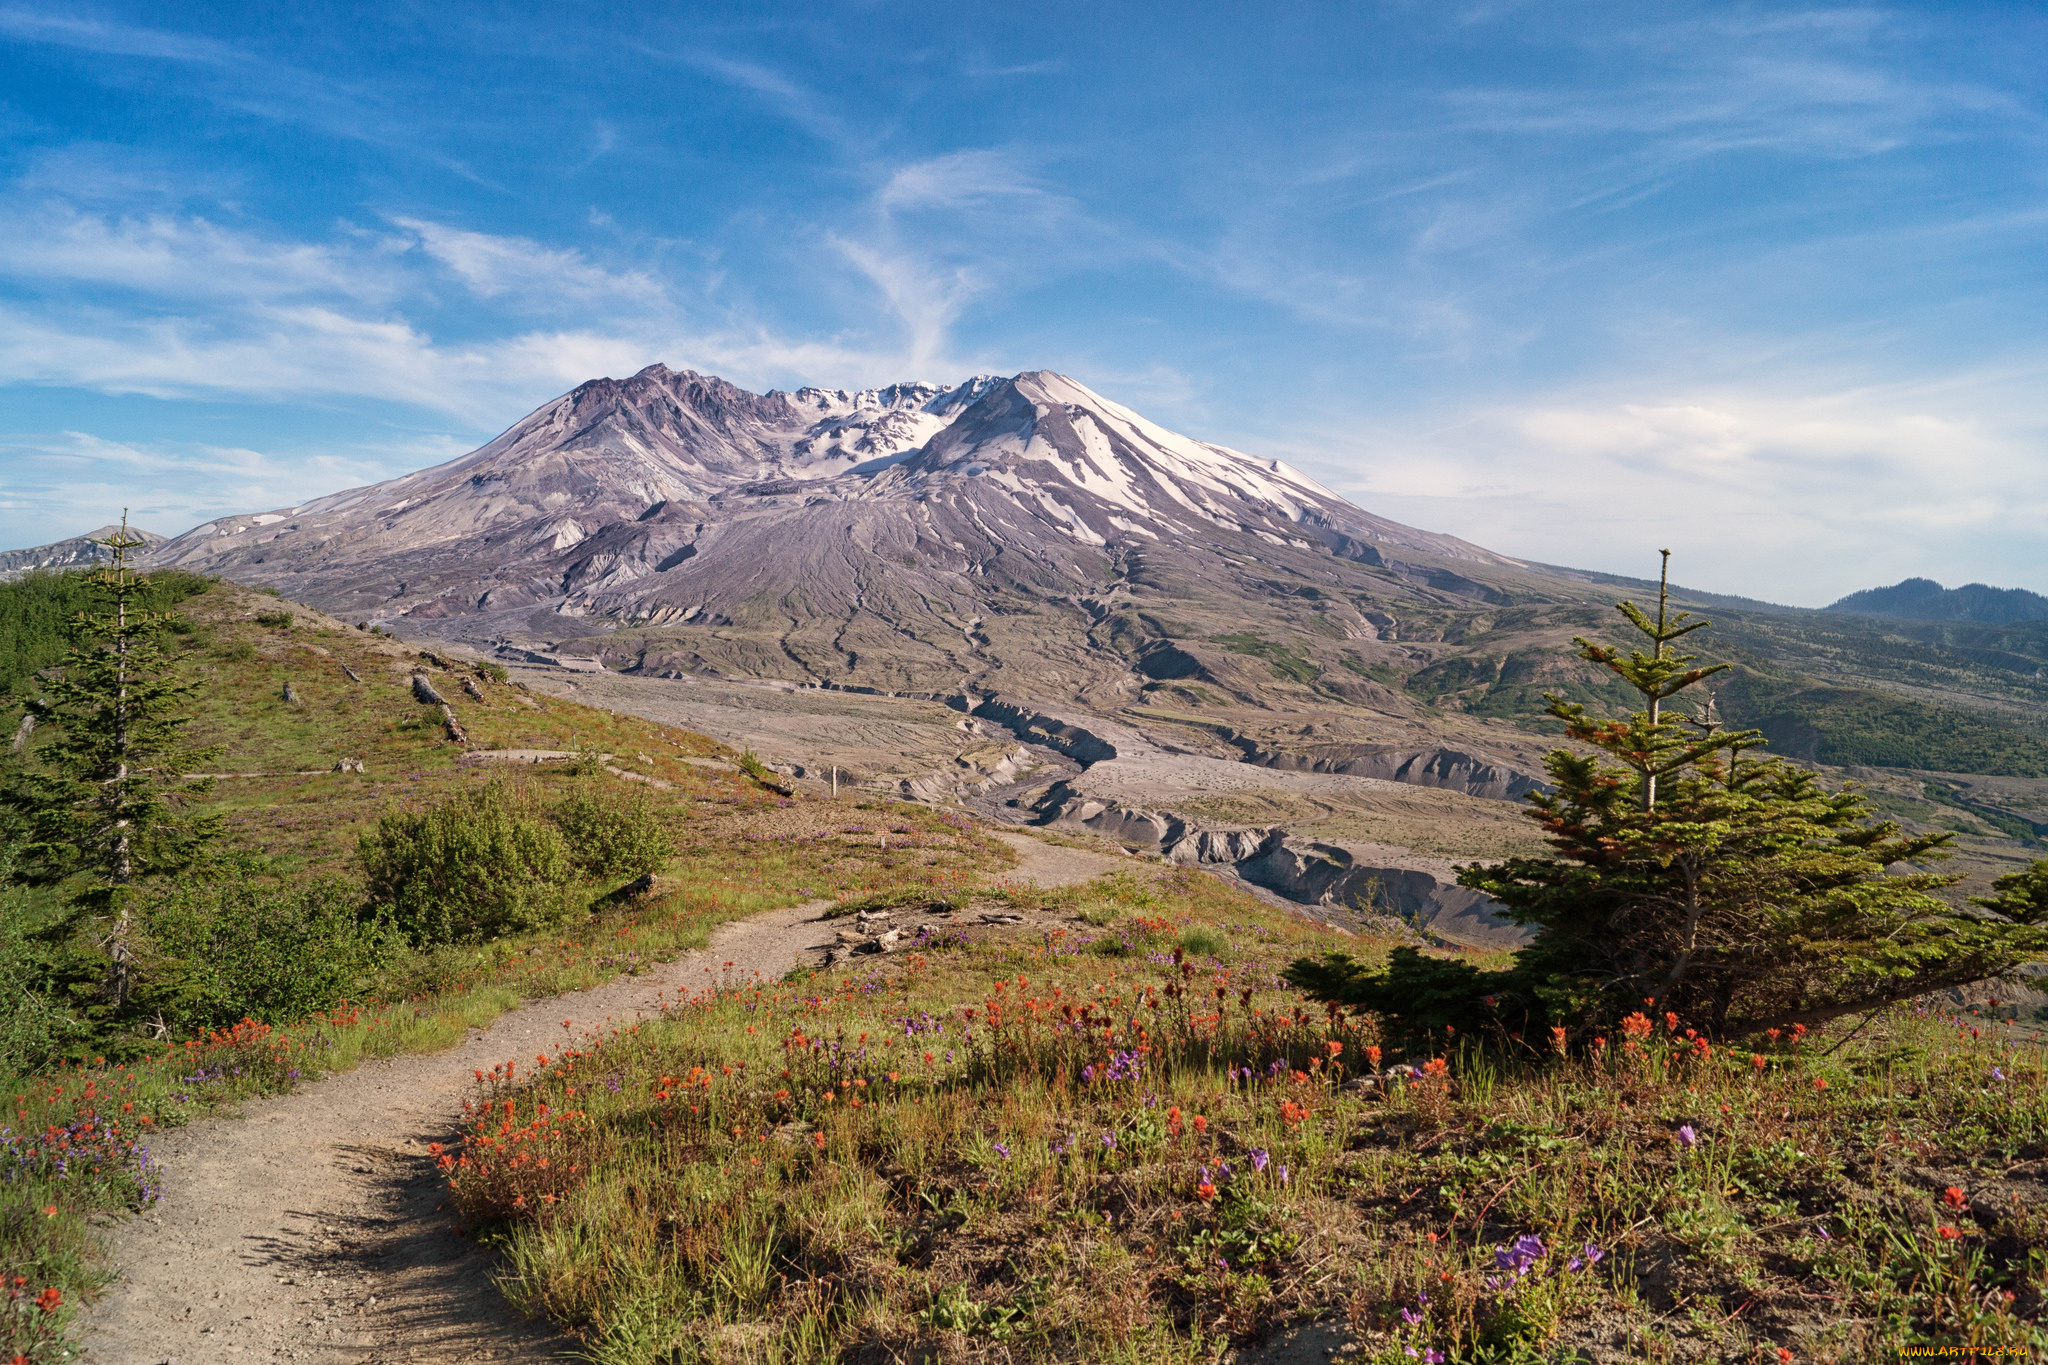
[77,829,1126,1364]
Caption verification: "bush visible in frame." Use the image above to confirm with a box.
[358,778,578,945]
[547,780,672,879]
[0,881,87,1073]
[134,872,394,1033]
[253,610,293,630]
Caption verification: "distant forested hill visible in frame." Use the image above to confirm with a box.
[1828,577,2048,625]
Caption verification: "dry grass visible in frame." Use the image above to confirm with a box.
[436,866,2048,1364]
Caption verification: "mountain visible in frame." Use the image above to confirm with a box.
[1828,577,2048,625]
[146,367,1518,696]
[139,364,2048,799]
[0,524,165,582]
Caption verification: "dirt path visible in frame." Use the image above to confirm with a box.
[77,833,1125,1364]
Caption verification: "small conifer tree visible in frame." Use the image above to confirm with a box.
[10,517,220,1006]
[1287,553,2048,1039]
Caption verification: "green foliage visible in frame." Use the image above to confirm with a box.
[1291,555,2048,1039]
[0,879,89,1074]
[5,530,222,1006]
[546,780,673,879]
[252,610,294,630]
[1283,946,1520,1051]
[134,871,395,1033]
[358,777,578,945]
[1973,860,2048,925]
[477,661,509,684]
[1209,632,1317,683]
[1717,671,2048,776]
[0,568,207,701]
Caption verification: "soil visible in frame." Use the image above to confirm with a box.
[74,833,1123,1364]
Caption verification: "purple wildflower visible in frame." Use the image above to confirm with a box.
[1251,1148,1270,1173]
[1993,1067,2007,1081]
[1400,1308,1422,1325]
[1493,1233,1546,1278]
[992,1142,1010,1159]
[1676,1124,1698,1149]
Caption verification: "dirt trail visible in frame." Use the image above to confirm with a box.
[77,832,1123,1364]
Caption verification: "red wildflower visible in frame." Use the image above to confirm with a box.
[1938,1226,1961,1240]
[1943,1187,1967,1210]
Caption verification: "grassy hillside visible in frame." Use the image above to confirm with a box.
[0,574,1015,1358]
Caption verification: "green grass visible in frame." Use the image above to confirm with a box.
[424,868,2048,1363]
[1208,633,1318,684]
[0,579,1017,1358]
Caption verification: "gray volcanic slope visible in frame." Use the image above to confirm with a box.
[147,367,1528,698]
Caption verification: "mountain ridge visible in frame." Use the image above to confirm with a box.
[1828,577,2048,625]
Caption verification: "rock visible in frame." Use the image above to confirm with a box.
[875,928,902,953]
[282,681,299,704]
[332,756,366,773]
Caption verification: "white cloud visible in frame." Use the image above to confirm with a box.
[0,429,466,547]
[1301,367,2048,604]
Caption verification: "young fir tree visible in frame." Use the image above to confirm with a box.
[10,517,220,1008]
[1287,553,2048,1040]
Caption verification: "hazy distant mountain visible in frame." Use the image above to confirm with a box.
[0,524,165,582]
[1827,577,2048,625]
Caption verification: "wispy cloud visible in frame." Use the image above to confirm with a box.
[1299,360,2048,604]
[0,428,465,543]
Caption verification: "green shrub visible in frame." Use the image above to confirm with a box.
[547,780,672,879]
[477,661,509,684]
[1179,926,1229,959]
[253,610,293,630]
[0,881,87,1073]
[358,778,578,945]
[218,640,257,663]
[135,873,394,1032]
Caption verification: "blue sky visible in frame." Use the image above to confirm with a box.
[0,1,2042,605]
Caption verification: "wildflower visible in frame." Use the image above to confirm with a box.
[1993,1067,2007,1081]
[1943,1186,1967,1210]
[1400,1308,1422,1325]
[1279,1164,1289,1184]
[1327,1040,1342,1057]
[1777,1351,1792,1364]
[1251,1148,1269,1173]
[1425,1353,1446,1364]
[1676,1125,1697,1149]
[1367,1045,1382,1068]
[812,1132,825,1150]
[1550,1025,1568,1053]
[1422,1057,1448,1078]
[1814,1222,1831,1241]
[1938,1226,1961,1241]
[1812,1077,1827,1091]
[992,1142,1010,1159]
[1193,1115,1208,1134]
[41,1206,56,1218]
[1101,1133,1117,1151]
[35,1286,61,1313]
[1620,1013,1653,1041]
[1197,1180,1217,1202]
[1493,1233,1545,1278]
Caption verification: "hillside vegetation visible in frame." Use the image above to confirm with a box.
[4,567,2046,1364]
